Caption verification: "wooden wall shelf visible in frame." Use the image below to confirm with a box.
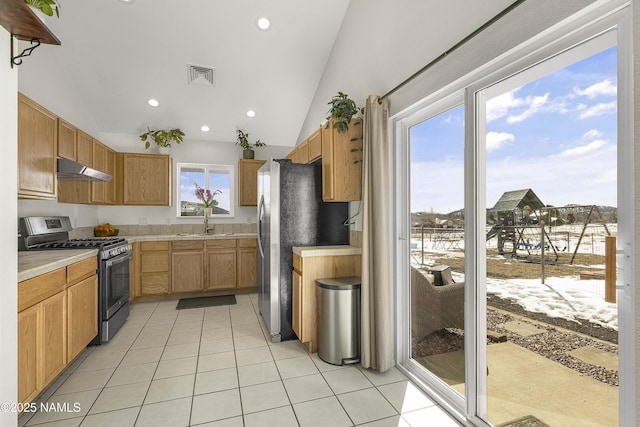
[0,0,61,45]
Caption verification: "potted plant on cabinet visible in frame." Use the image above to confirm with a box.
[139,127,185,154]
[236,128,266,159]
[325,91,362,133]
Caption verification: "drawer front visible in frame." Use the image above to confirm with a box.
[67,257,97,284]
[206,239,237,249]
[292,254,302,273]
[172,240,204,251]
[18,268,67,312]
[140,241,170,251]
[140,273,169,294]
[140,252,169,273]
[237,238,257,248]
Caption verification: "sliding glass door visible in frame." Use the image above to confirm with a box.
[395,7,632,426]
[475,36,619,427]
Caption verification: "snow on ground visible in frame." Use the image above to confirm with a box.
[447,269,618,331]
[484,275,618,331]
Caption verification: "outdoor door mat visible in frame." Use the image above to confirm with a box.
[176,295,236,310]
[498,415,550,427]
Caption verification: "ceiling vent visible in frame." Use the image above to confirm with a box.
[187,64,215,87]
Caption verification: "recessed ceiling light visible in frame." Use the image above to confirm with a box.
[256,17,270,30]
[147,98,159,107]
[201,125,210,132]
[118,0,135,4]
[246,110,256,118]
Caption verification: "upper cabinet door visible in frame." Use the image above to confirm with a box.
[57,119,77,161]
[120,153,172,206]
[18,94,57,200]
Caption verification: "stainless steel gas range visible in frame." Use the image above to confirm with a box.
[18,216,131,345]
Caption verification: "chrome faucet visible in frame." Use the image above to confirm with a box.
[204,215,215,234]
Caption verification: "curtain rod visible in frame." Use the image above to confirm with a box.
[380,0,527,101]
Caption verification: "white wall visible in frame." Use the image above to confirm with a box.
[1,29,19,427]
[17,131,289,227]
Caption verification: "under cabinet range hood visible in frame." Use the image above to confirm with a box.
[56,157,112,182]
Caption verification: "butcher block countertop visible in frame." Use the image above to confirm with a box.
[18,249,98,282]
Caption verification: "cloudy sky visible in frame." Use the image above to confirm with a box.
[410,46,617,214]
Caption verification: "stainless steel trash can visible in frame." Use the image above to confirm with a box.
[316,276,361,365]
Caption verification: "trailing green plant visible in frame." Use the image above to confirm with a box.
[325,91,362,133]
[24,0,60,17]
[139,127,185,149]
[235,128,267,151]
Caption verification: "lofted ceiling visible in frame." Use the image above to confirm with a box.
[18,0,350,147]
[17,0,528,150]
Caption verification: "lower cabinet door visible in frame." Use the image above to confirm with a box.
[172,251,204,293]
[18,305,39,404]
[207,250,236,289]
[67,275,98,361]
[41,291,67,386]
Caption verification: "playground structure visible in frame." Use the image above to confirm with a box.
[486,189,613,264]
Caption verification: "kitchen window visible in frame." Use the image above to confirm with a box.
[176,163,235,218]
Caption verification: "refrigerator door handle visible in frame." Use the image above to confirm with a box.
[257,195,265,259]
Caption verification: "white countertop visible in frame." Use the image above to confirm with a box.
[292,245,362,257]
[18,249,99,282]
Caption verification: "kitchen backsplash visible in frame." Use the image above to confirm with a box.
[70,223,257,239]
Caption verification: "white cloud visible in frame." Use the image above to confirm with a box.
[486,90,524,122]
[574,79,617,98]
[582,129,603,140]
[486,131,514,151]
[578,101,617,119]
[559,140,607,156]
[506,93,550,123]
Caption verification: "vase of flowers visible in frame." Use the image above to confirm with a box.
[194,184,221,215]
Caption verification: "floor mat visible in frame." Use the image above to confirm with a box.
[498,415,550,427]
[176,295,236,309]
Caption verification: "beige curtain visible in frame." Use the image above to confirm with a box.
[360,95,393,371]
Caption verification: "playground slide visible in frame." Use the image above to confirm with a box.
[486,224,501,240]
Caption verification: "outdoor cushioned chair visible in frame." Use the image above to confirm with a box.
[411,266,465,341]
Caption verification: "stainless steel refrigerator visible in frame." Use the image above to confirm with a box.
[257,159,349,342]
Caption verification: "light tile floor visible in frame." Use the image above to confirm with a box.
[19,294,462,427]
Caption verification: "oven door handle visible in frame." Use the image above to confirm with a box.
[105,251,132,267]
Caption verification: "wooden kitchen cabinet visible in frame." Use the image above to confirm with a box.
[291,252,361,353]
[76,130,93,165]
[307,128,322,162]
[292,269,302,339]
[130,242,140,301]
[17,290,67,405]
[57,118,77,161]
[18,93,57,200]
[292,139,309,164]
[40,291,67,386]
[321,118,363,201]
[206,239,237,290]
[171,241,205,293]
[117,153,172,206]
[238,159,266,206]
[66,256,98,361]
[58,133,116,205]
[140,241,170,295]
[17,304,39,404]
[237,239,258,288]
[91,140,107,204]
